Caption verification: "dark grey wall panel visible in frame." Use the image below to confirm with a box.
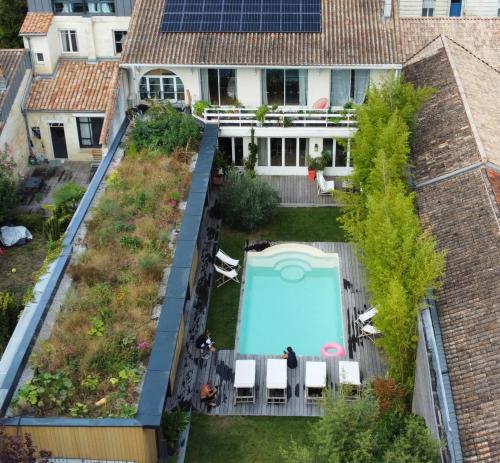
[27,0,52,12]
[116,0,135,16]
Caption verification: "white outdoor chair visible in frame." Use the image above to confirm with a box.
[214,264,240,287]
[305,361,326,404]
[359,324,381,342]
[355,306,378,328]
[216,248,241,271]
[234,359,256,405]
[266,358,287,404]
[338,360,361,398]
[316,171,335,195]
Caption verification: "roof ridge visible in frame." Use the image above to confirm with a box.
[445,35,500,73]
[402,33,443,65]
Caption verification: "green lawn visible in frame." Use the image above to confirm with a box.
[185,414,317,463]
[207,207,345,349]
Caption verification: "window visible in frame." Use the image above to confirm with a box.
[322,139,350,168]
[60,30,78,53]
[331,69,370,107]
[263,69,308,106]
[218,137,244,166]
[36,53,45,63]
[422,7,434,16]
[139,71,185,101]
[113,30,127,55]
[53,0,115,14]
[201,69,237,105]
[77,117,104,148]
[449,0,462,16]
[422,0,435,16]
[258,138,308,167]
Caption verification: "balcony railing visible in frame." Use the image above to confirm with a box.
[198,106,357,128]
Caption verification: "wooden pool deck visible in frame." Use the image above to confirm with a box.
[261,175,342,206]
[192,242,387,416]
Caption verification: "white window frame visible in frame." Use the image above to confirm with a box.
[140,75,184,101]
[60,30,78,54]
[265,137,308,168]
[113,30,127,56]
[35,52,45,63]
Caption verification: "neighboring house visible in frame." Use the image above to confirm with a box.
[404,35,500,462]
[398,0,500,17]
[122,0,401,177]
[0,50,32,176]
[18,1,135,162]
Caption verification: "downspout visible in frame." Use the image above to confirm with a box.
[21,38,35,157]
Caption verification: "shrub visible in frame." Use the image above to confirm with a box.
[13,213,45,232]
[193,100,210,117]
[0,292,20,352]
[0,426,51,463]
[219,170,279,231]
[132,103,200,153]
[244,128,258,174]
[52,182,85,210]
[0,147,18,224]
[88,332,140,375]
[280,386,441,463]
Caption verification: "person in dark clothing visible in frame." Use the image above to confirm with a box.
[195,330,216,351]
[282,346,298,369]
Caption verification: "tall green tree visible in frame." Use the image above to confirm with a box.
[0,147,18,224]
[0,0,27,48]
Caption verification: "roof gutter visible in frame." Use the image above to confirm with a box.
[119,63,403,70]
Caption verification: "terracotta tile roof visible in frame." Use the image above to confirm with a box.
[405,39,500,463]
[122,0,402,66]
[19,13,54,36]
[27,60,120,112]
[0,49,27,110]
[487,168,500,206]
[400,17,500,70]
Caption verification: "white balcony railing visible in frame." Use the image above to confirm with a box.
[198,106,357,128]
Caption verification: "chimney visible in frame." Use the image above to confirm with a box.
[383,0,392,18]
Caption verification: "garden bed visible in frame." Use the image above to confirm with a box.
[11,105,200,418]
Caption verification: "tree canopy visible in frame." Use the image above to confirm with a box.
[0,0,27,48]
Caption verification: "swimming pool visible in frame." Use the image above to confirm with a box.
[237,243,344,356]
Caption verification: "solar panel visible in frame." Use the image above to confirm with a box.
[161,0,321,33]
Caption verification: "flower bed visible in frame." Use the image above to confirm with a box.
[13,106,200,417]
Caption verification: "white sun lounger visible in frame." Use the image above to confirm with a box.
[266,358,287,404]
[305,361,327,404]
[234,360,256,404]
[216,249,241,271]
[214,264,240,287]
[338,360,361,398]
[316,171,335,195]
[360,323,381,342]
[355,306,378,328]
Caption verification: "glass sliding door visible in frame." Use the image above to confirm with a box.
[284,138,297,166]
[270,138,283,166]
[203,69,237,105]
[264,69,307,106]
[217,137,244,166]
[258,139,268,166]
[219,69,237,105]
[234,138,244,166]
[322,139,349,168]
[299,139,308,166]
[207,69,220,105]
[218,138,233,165]
[266,70,285,106]
[285,70,300,105]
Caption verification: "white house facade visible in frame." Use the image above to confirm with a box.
[122,0,402,177]
[398,0,500,17]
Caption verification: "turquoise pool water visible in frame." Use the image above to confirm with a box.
[237,246,344,356]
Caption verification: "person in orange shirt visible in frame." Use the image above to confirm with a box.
[199,381,217,407]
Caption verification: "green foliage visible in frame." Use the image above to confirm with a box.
[0,147,18,224]
[244,128,258,174]
[280,388,441,463]
[13,213,45,232]
[119,235,143,250]
[0,292,20,352]
[306,152,331,171]
[338,75,445,394]
[132,103,200,152]
[255,105,269,124]
[88,332,140,375]
[193,100,210,117]
[0,0,26,48]
[14,371,75,415]
[161,407,190,449]
[52,182,85,209]
[219,170,279,231]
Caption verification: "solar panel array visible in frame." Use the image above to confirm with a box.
[161,0,322,33]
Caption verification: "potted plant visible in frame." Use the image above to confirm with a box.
[212,149,226,185]
[255,105,269,126]
[306,155,322,182]
[161,408,190,456]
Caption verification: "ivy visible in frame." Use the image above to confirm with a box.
[338,75,445,394]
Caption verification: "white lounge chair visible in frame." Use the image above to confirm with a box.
[266,358,287,404]
[355,306,378,328]
[305,361,326,404]
[316,171,335,195]
[214,264,240,287]
[234,359,256,404]
[216,249,241,271]
[338,360,361,398]
[360,324,381,342]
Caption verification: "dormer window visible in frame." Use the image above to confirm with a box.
[61,30,78,53]
[53,0,115,14]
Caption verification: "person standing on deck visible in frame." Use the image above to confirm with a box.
[282,346,298,369]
